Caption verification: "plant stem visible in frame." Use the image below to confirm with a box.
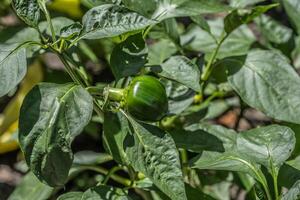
[57,54,83,85]
[201,31,228,83]
[179,149,189,178]
[86,86,106,96]
[102,166,125,185]
[39,2,57,48]
[271,164,279,200]
[104,88,124,102]
[81,166,131,186]
[57,53,104,121]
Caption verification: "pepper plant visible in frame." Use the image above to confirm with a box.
[2,0,300,199]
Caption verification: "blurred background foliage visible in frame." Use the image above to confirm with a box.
[0,0,299,200]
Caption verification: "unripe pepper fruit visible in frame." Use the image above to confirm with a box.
[106,75,168,122]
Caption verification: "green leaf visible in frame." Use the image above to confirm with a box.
[103,111,130,165]
[57,192,84,200]
[170,126,230,153]
[284,123,300,157]
[228,50,300,125]
[293,36,300,69]
[19,83,93,186]
[185,184,217,200]
[81,4,155,40]
[255,14,293,45]
[170,124,236,153]
[255,14,295,57]
[283,0,300,34]
[230,0,266,8]
[0,43,27,97]
[82,186,132,200]
[122,0,157,17]
[162,18,180,45]
[279,156,300,189]
[192,151,260,177]
[153,0,231,20]
[8,172,53,200]
[12,0,41,28]
[1,27,40,44]
[60,22,83,40]
[190,15,211,34]
[39,17,74,37]
[73,151,112,165]
[237,125,295,171]
[110,33,148,80]
[191,124,295,183]
[189,125,256,175]
[81,0,119,9]
[224,4,278,34]
[160,56,201,92]
[181,19,255,59]
[282,180,300,200]
[148,39,177,65]
[162,79,194,115]
[124,113,187,200]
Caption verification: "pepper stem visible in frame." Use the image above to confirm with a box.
[105,88,125,102]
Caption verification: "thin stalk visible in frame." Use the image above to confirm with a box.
[229,157,272,200]
[81,166,131,186]
[104,87,124,102]
[201,32,228,82]
[57,53,105,120]
[39,2,57,47]
[102,166,125,185]
[86,86,106,96]
[271,163,279,200]
[57,54,82,85]
[179,149,189,177]
[273,174,279,200]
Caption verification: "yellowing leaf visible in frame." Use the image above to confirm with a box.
[0,61,43,154]
[0,121,18,154]
[48,0,83,18]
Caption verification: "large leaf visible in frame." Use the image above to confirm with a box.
[162,79,194,115]
[2,27,40,44]
[282,180,300,200]
[57,186,132,200]
[230,0,266,8]
[103,111,130,165]
[124,113,187,200]
[110,33,148,80]
[228,50,300,125]
[152,0,231,20]
[283,0,300,34]
[279,156,300,189]
[160,56,201,92]
[19,83,93,186]
[224,4,278,34]
[237,125,295,172]
[57,192,84,200]
[255,14,293,45]
[181,19,255,59]
[73,151,112,166]
[81,4,155,40]
[0,43,27,97]
[8,172,53,200]
[39,17,74,37]
[12,0,41,27]
[148,39,177,65]
[191,124,295,183]
[122,0,157,17]
[170,124,233,153]
[189,124,256,175]
[82,186,132,200]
